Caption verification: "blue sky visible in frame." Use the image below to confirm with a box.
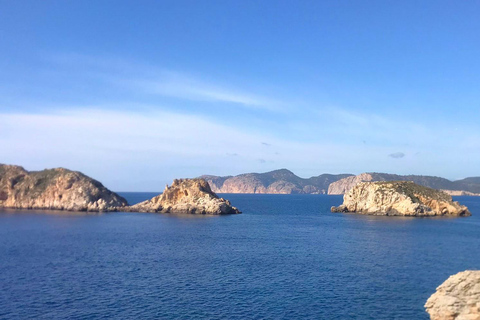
[1,1,479,191]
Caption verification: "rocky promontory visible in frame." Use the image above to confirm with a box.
[327,172,480,195]
[0,164,128,212]
[129,178,241,215]
[425,270,480,320]
[331,181,471,217]
[201,169,351,194]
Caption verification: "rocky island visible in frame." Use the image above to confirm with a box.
[0,164,127,211]
[0,164,241,215]
[128,178,241,215]
[331,181,471,217]
[425,270,480,320]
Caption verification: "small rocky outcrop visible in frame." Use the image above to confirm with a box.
[129,178,241,215]
[0,164,128,212]
[425,270,480,320]
[331,181,471,217]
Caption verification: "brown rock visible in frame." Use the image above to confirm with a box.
[0,164,127,212]
[129,178,241,215]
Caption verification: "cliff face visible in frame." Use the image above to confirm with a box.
[425,270,480,320]
[327,173,375,194]
[331,181,471,217]
[0,164,127,212]
[328,172,480,195]
[201,169,352,194]
[129,178,241,215]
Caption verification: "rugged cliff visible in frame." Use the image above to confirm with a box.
[425,270,480,320]
[201,169,352,194]
[0,164,127,212]
[328,172,480,195]
[129,178,241,215]
[331,181,470,217]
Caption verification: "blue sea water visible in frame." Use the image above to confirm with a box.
[1,194,479,320]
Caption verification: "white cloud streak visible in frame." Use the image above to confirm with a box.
[48,53,283,111]
[1,106,479,190]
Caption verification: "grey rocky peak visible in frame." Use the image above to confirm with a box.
[425,270,480,320]
[331,181,471,217]
[129,178,241,215]
[0,164,128,212]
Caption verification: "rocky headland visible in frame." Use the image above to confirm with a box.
[201,169,352,194]
[331,181,471,217]
[442,190,480,197]
[0,164,127,212]
[202,170,480,195]
[425,270,480,320]
[128,178,241,215]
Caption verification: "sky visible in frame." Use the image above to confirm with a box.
[0,0,479,191]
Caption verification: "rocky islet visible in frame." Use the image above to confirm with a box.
[0,164,128,212]
[0,164,240,215]
[331,181,471,217]
[127,178,241,215]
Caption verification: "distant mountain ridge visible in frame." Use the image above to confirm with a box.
[328,173,480,195]
[200,170,480,195]
[200,169,352,194]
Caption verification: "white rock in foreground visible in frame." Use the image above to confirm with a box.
[425,270,480,320]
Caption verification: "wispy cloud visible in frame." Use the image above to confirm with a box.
[1,106,479,188]
[132,73,282,110]
[47,53,283,112]
[389,152,405,159]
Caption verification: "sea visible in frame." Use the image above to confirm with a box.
[1,193,479,319]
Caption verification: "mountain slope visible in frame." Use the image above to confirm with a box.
[201,170,480,195]
[200,169,353,194]
[328,172,480,195]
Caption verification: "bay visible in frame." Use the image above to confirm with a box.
[1,194,479,319]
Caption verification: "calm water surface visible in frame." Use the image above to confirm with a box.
[1,194,479,319]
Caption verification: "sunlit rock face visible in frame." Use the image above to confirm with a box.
[0,164,128,212]
[129,178,241,215]
[201,169,351,194]
[425,270,480,320]
[331,181,470,217]
[327,173,376,195]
